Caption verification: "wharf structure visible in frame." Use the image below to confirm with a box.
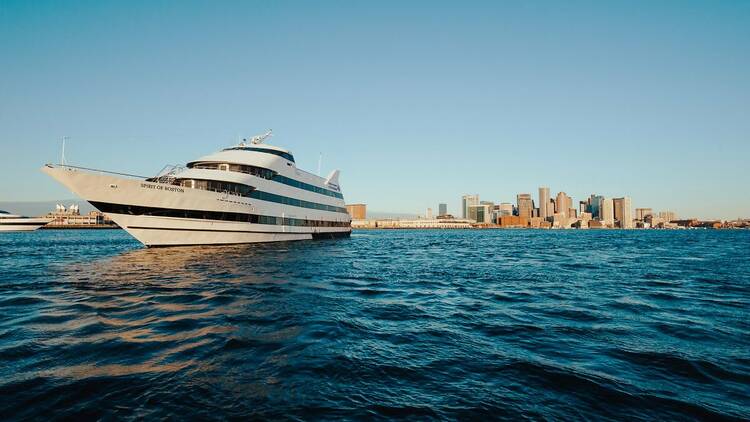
[43,204,119,229]
[351,217,473,229]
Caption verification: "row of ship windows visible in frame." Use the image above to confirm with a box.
[178,179,254,196]
[222,147,296,163]
[274,174,343,199]
[191,163,275,180]
[176,178,348,214]
[90,202,350,227]
[188,162,343,199]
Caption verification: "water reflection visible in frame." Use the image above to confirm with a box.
[27,243,320,384]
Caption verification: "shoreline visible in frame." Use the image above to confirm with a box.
[41,225,121,230]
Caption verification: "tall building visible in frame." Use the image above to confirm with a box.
[613,197,633,228]
[462,194,479,219]
[600,198,614,227]
[426,208,433,219]
[538,187,550,220]
[468,204,492,224]
[498,203,513,216]
[546,200,555,219]
[438,203,448,216]
[589,195,603,219]
[517,194,533,219]
[555,192,572,219]
[346,204,367,220]
[635,208,653,220]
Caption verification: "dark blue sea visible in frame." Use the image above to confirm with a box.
[0,229,748,420]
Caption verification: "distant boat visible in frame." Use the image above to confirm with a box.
[0,210,52,232]
[42,132,352,246]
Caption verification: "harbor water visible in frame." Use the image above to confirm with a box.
[0,229,748,420]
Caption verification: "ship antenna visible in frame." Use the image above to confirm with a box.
[250,129,273,145]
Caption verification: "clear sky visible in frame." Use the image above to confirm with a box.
[1,1,748,219]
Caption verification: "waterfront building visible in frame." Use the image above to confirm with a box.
[468,204,492,224]
[346,204,367,220]
[555,192,572,219]
[589,195,603,219]
[516,194,534,219]
[498,203,513,217]
[613,197,633,228]
[538,187,550,220]
[46,204,114,227]
[498,215,529,228]
[579,201,588,215]
[659,211,677,222]
[352,218,473,229]
[462,194,479,219]
[438,203,447,216]
[635,208,653,220]
[552,213,573,229]
[546,200,555,220]
[600,198,615,227]
[589,220,606,229]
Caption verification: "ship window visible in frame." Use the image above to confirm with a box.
[188,162,277,180]
[192,163,220,170]
[221,146,295,163]
[177,179,255,198]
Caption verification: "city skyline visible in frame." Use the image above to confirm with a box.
[1,1,748,220]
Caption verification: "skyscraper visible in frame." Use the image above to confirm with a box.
[589,194,603,219]
[517,194,533,219]
[600,198,614,227]
[613,197,633,228]
[438,203,447,216]
[547,200,555,219]
[462,194,479,219]
[555,192,572,218]
[539,187,550,220]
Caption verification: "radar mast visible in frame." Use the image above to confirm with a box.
[250,129,273,145]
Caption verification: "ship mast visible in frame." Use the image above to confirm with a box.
[250,129,273,145]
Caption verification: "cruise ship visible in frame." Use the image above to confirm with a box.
[0,211,52,231]
[42,132,351,246]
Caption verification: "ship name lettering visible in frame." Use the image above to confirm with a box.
[140,183,184,193]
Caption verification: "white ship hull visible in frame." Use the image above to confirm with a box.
[42,165,351,247]
[0,217,51,232]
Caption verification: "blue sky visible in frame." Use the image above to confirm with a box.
[1,1,748,219]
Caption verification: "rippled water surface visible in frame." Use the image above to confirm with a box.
[1,229,748,420]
